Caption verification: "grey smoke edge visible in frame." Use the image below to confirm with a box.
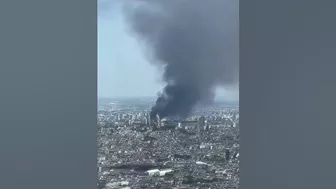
[123,0,239,119]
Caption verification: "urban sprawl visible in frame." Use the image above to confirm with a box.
[97,99,239,189]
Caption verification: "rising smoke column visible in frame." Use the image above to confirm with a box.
[123,0,239,119]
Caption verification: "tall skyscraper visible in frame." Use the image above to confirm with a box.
[147,114,151,125]
[156,114,161,127]
[198,116,206,131]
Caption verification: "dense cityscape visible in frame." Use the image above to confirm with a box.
[97,98,239,189]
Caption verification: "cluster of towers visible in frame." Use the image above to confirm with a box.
[149,114,209,131]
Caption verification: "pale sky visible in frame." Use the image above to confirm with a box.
[98,0,239,101]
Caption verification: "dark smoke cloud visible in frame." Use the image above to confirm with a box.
[123,0,239,119]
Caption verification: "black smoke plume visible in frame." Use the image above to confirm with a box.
[123,0,239,119]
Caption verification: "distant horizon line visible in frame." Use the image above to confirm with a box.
[98,96,239,102]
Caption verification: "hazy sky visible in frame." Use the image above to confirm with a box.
[98,0,238,101]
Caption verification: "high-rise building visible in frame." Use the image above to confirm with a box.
[156,114,161,127]
[147,114,151,125]
[143,117,148,125]
[117,113,122,121]
[198,116,206,131]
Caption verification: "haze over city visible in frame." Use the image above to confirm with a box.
[97,1,239,188]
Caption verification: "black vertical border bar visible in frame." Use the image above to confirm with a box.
[240,0,336,189]
[0,0,97,189]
